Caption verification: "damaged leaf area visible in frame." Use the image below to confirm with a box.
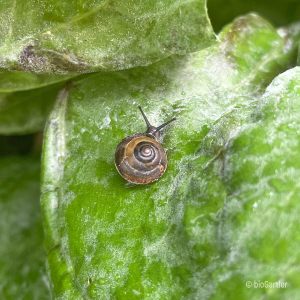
[0,0,215,73]
[41,14,300,299]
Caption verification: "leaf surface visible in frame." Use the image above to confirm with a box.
[0,156,49,299]
[41,14,300,299]
[192,66,300,299]
[0,83,63,135]
[0,0,215,73]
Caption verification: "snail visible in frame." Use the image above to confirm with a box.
[115,106,176,185]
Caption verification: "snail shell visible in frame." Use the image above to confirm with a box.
[114,106,175,185]
[115,134,167,184]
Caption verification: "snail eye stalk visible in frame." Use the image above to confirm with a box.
[154,117,176,132]
[138,106,176,133]
[138,106,152,129]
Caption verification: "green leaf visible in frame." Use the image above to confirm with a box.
[191,66,300,299]
[0,69,75,135]
[41,14,300,298]
[208,0,300,32]
[0,83,63,135]
[0,71,72,93]
[0,156,49,299]
[0,0,215,73]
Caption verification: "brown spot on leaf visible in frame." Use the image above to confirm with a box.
[18,42,89,73]
[19,44,47,71]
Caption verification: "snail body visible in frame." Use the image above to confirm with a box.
[115,107,175,185]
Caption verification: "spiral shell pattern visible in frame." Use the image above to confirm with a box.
[115,134,167,184]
